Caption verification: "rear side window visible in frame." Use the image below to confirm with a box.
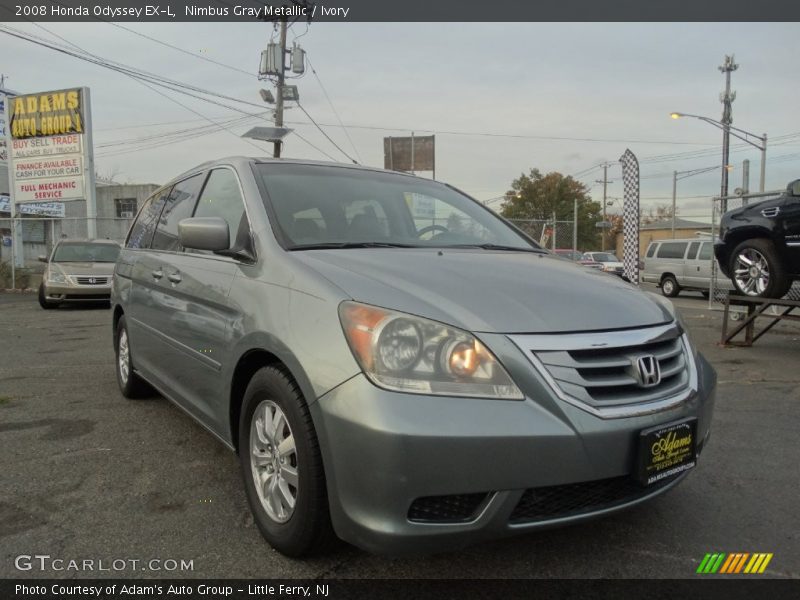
[656,242,687,259]
[151,174,206,252]
[687,241,701,260]
[698,242,713,260]
[126,187,171,249]
[193,168,248,250]
[646,244,657,258]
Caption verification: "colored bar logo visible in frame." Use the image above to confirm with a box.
[697,553,773,574]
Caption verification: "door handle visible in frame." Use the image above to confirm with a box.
[152,269,164,280]
[167,272,182,284]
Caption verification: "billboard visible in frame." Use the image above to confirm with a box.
[384,135,435,173]
[5,87,94,207]
[8,88,84,138]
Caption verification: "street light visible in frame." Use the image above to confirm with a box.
[670,112,767,208]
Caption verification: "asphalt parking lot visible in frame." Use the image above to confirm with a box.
[1,288,798,579]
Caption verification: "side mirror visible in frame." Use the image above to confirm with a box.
[789,179,800,197]
[38,255,48,263]
[178,217,230,252]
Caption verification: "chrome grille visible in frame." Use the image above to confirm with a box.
[509,323,694,418]
[75,276,109,285]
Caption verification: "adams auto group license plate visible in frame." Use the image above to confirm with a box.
[637,418,697,486]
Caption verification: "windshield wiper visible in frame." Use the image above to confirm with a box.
[288,242,420,251]
[444,243,546,253]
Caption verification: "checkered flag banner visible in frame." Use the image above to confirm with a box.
[619,149,640,284]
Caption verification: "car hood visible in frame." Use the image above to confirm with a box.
[52,262,116,276]
[293,249,672,333]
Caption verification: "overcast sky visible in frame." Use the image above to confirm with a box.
[2,21,798,219]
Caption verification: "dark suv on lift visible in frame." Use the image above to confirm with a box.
[715,179,800,298]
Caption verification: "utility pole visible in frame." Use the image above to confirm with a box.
[273,18,288,158]
[573,196,578,253]
[719,54,738,212]
[671,170,677,238]
[596,163,610,251]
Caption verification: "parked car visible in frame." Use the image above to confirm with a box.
[583,251,625,276]
[112,157,716,557]
[715,179,800,298]
[553,248,604,270]
[38,238,121,309]
[642,238,733,298]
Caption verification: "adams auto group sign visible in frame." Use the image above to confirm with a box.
[5,88,93,204]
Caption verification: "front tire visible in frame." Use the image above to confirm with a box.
[729,238,790,298]
[661,275,680,298]
[239,365,333,557]
[115,315,152,398]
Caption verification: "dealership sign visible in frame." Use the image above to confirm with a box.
[0,194,66,218]
[0,91,7,162]
[5,87,94,205]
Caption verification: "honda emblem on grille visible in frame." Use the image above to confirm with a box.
[88,277,96,284]
[633,355,661,388]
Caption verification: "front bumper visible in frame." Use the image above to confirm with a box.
[42,282,112,301]
[311,347,716,555]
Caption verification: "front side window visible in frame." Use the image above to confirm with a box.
[193,168,248,250]
[698,242,713,260]
[126,188,171,249]
[53,242,120,263]
[255,163,537,250]
[151,174,205,252]
[656,242,687,259]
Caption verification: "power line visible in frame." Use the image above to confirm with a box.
[296,103,358,163]
[13,23,276,159]
[305,55,362,163]
[105,21,256,77]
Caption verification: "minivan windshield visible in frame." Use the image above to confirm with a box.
[254,163,541,252]
[53,242,120,263]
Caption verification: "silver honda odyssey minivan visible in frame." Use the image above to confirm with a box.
[111,157,716,556]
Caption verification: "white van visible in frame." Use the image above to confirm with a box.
[642,238,733,297]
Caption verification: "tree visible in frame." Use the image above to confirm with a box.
[641,203,679,226]
[500,169,603,250]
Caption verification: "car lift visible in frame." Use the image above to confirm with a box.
[720,293,800,347]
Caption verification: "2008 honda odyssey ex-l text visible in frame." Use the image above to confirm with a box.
[111,157,716,556]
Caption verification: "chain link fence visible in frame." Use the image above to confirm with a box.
[506,219,576,251]
[709,190,800,313]
[0,216,133,289]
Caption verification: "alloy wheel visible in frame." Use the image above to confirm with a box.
[118,329,130,385]
[250,400,299,523]
[733,248,770,296]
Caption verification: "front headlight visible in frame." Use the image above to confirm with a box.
[47,269,68,284]
[338,301,523,399]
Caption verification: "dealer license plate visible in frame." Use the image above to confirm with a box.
[637,418,697,486]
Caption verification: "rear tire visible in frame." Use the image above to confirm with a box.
[239,365,334,557]
[729,238,790,298]
[661,275,680,298]
[115,315,153,399]
[38,284,59,309]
